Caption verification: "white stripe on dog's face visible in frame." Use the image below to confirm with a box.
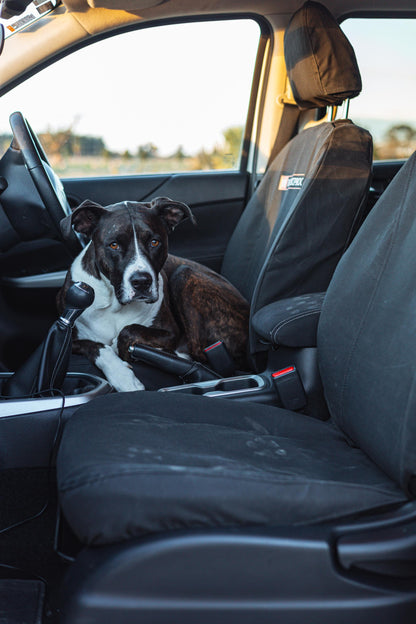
[120,224,158,304]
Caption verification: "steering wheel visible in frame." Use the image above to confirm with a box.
[9,111,82,252]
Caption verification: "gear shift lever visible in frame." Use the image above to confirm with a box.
[57,282,95,330]
[2,282,94,398]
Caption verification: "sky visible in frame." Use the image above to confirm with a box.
[342,18,416,138]
[0,15,415,153]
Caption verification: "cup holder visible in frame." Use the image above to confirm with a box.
[215,377,259,392]
[172,386,206,395]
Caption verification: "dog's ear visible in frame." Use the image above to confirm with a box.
[60,200,109,239]
[149,197,196,233]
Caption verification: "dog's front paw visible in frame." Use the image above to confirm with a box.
[114,374,145,393]
[109,361,145,392]
[95,345,145,392]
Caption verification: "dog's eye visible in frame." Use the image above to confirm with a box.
[150,239,160,248]
[109,241,119,250]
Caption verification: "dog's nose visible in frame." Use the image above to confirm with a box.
[130,271,152,294]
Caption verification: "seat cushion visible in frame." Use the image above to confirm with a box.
[57,392,406,545]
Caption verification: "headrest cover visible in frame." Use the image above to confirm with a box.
[284,1,362,110]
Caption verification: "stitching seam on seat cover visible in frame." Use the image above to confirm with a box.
[305,3,327,97]
[59,468,403,497]
[338,156,414,424]
[270,308,322,343]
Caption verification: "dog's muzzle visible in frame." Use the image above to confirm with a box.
[129,271,157,302]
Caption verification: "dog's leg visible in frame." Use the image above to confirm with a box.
[73,339,145,392]
[169,265,249,369]
[118,325,178,362]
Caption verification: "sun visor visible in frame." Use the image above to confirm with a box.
[284,1,362,110]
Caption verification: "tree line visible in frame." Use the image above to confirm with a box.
[0,125,243,167]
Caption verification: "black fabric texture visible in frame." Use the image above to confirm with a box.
[318,152,416,495]
[57,391,406,546]
[0,579,45,624]
[221,120,372,323]
[253,292,325,347]
[0,468,67,624]
[284,1,362,110]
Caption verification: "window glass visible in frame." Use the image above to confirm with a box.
[343,18,416,161]
[0,19,260,177]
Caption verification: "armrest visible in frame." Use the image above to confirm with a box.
[252,293,325,348]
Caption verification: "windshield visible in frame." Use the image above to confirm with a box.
[0,1,60,39]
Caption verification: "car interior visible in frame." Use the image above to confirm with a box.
[0,0,415,623]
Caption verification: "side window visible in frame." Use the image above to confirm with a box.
[0,20,260,177]
[342,18,416,161]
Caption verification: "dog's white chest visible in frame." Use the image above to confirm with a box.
[76,297,162,346]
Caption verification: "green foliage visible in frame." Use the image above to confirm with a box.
[170,145,187,160]
[376,123,416,159]
[385,124,416,144]
[223,126,243,156]
[137,143,158,159]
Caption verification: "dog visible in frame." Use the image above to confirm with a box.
[57,197,249,392]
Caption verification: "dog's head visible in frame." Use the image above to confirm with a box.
[61,197,195,305]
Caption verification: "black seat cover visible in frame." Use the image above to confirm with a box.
[319,154,416,496]
[221,0,372,341]
[57,152,416,546]
[222,119,371,319]
[57,392,405,545]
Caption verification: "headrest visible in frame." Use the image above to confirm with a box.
[284,1,361,110]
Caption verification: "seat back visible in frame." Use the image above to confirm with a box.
[319,151,416,495]
[220,1,372,350]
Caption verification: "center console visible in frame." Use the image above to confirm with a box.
[160,292,330,419]
[0,281,112,469]
[0,371,111,469]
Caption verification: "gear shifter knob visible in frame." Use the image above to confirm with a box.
[59,282,95,328]
[65,281,95,309]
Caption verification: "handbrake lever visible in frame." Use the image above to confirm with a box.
[129,344,221,384]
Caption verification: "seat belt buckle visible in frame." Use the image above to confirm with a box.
[272,366,306,410]
[203,341,235,377]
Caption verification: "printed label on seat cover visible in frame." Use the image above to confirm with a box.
[278,174,305,190]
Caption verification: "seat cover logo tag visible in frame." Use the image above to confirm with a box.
[278,174,305,190]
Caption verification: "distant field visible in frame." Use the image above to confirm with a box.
[52,155,238,178]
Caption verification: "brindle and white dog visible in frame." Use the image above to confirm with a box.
[57,197,249,392]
